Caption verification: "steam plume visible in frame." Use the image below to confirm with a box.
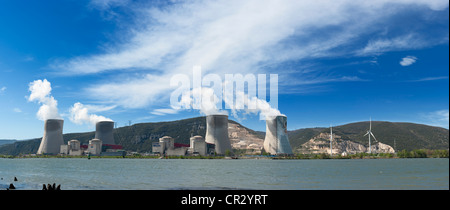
[27,79,61,121]
[178,87,281,119]
[69,102,113,126]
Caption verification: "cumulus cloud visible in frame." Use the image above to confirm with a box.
[27,79,61,121]
[51,0,448,110]
[69,102,113,126]
[400,56,418,66]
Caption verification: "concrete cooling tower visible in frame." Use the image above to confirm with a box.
[95,121,115,145]
[263,115,293,155]
[205,114,232,155]
[37,119,64,155]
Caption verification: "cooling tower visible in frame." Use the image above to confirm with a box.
[37,119,64,155]
[95,121,115,145]
[205,114,232,155]
[263,115,293,155]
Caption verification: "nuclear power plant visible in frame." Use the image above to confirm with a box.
[34,112,293,157]
[263,115,293,155]
[56,120,125,157]
[152,135,215,156]
[95,121,115,145]
[37,119,64,155]
[205,114,232,155]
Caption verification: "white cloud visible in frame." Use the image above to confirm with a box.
[408,76,448,82]
[151,108,180,116]
[69,102,113,126]
[51,0,449,110]
[83,74,173,108]
[27,79,61,121]
[83,104,117,113]
[89,0,129,9]
[88,0,131,20]
[400,56,418,66]
[0,86,6,94]
[13,108,22,113]
[422,109,449,128]
[287,76,366,86]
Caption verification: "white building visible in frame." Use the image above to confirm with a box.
[60,145,69,155]
[68,139,82,156]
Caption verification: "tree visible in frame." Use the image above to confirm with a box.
[225,149,232,157]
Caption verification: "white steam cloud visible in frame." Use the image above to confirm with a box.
[224,90,282,121]
[27,79,61,121]
[69,102,113,126]
[177,87,228,116]
[246,95,283,120]
[178,87,282,120]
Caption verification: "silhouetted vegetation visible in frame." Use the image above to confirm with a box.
[397,149,449,158]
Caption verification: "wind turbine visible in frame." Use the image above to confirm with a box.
[364,117,378,153]
[330,124,333,156]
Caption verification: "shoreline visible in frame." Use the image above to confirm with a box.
[1,149,448,160]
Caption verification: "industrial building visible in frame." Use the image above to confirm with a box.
[152,136,189,156]
[58,120,125,157]
[59,138,125,156]
[189,135,207,156]
[37,119,65,155]
[60,139,82,156]
[263,115,293,155]
[152,135,215,156]
[88,139,102,155]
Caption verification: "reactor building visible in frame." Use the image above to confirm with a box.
[152,135,215,156]
[263,115,293,155]
[205,114,232,155]
[37,119,65,155]
[189,135,207,156]
[59,120,124,156]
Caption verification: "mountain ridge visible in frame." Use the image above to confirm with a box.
[0,117,447,156]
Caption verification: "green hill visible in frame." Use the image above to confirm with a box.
[287,121,449,152]
[0,118,448,156]
[0,139,17,146]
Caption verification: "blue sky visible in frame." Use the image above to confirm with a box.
[0,0,448,140]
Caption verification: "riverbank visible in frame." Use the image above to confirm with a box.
[1,149,448,159]
[277,149,449,159]
[0,154,225,159]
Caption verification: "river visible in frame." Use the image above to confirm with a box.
[0,158,448,190]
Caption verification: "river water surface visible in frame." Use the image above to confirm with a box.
[0,158,448,190]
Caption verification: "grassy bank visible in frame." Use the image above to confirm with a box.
[1,149,447,159]
[277,149,449,159]
[0,154,224,159]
